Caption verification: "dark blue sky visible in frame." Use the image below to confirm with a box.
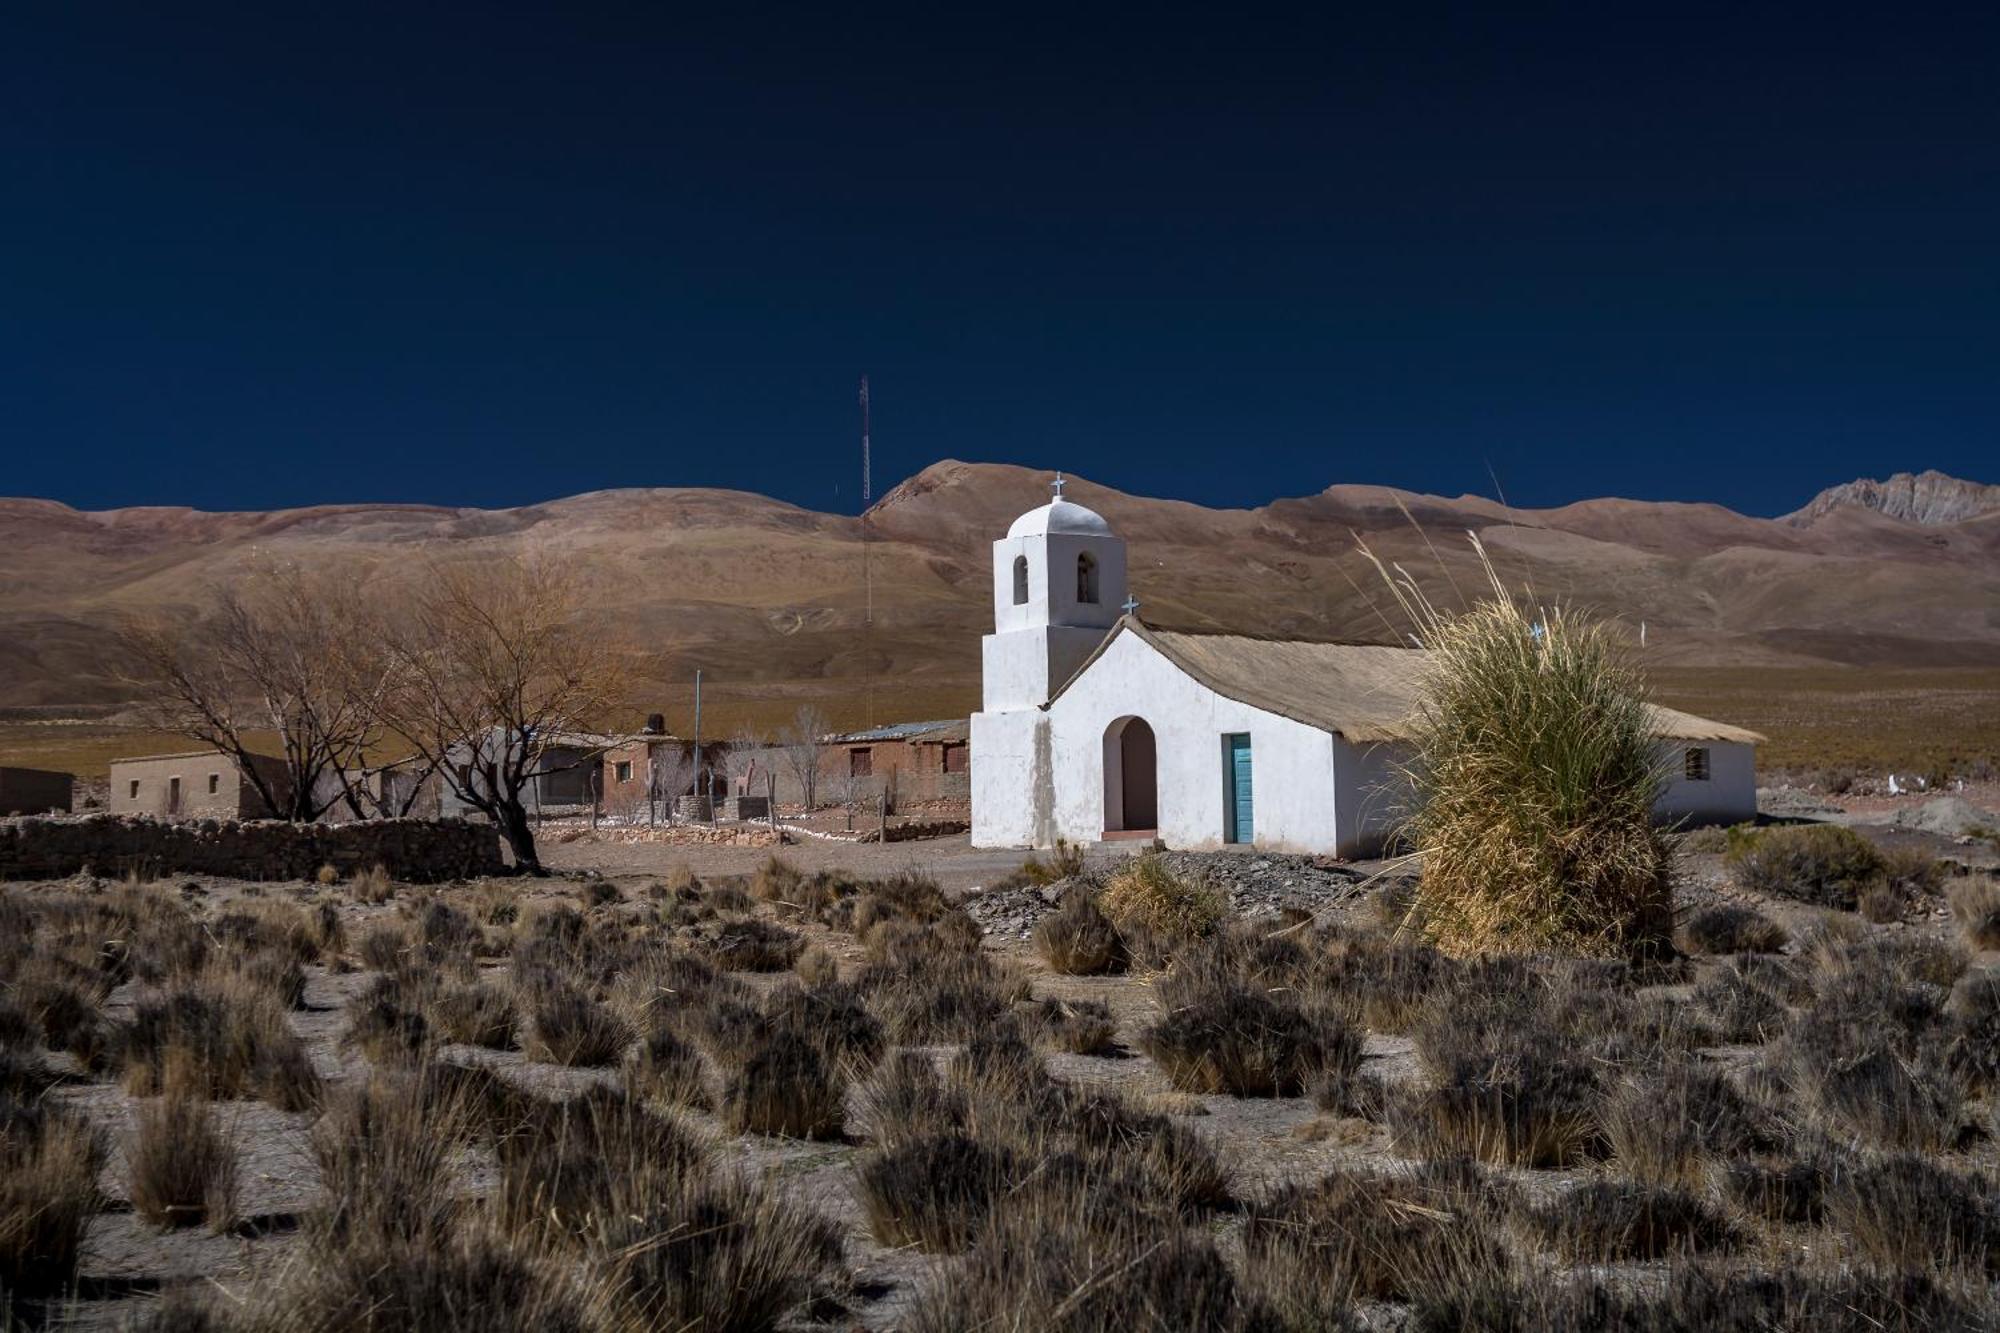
[4,3,1996,516]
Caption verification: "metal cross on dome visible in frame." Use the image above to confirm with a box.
[1051,471,1066,498]
[1122,594,1141,616]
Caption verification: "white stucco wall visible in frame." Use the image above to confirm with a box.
[970,709,1053,848]
[1654,739,1757,826]
[1333,738,1412,855]
[1038,633,1345,853]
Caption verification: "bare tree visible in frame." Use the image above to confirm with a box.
[775,705,830,812]
[649,743,696,823]
[119,564,387,821]
[372,556,625,874]
[828,764,875,832]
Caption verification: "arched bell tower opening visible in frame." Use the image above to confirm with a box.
[1077,552,1099,604]
[1012,555,1029,605]
[1102,715,1157,834]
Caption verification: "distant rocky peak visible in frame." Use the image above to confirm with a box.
[1786,469,2000,525]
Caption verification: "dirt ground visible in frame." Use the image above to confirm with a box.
[9,799,2000,1330]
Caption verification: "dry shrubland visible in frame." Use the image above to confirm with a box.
[2,811,1998,1332]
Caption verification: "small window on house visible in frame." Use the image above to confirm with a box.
[1012,555,1029,605]
[614,761,633,784]
[1684,747,1711,782]
[1077,552,1099,604]
[942,742,968,774]
[207,773,220,795]
[128,779,140,799]
[849,748,873,777]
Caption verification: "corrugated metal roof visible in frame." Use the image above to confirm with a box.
[825,719,969,745]
[1048,618,1765,746]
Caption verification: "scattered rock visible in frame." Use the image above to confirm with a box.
[1892,796,1998,838]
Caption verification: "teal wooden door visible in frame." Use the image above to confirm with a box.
[1224,734,1253,843]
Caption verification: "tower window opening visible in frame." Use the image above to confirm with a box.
[1012,555,1029,605]
[1077,552,1099,604]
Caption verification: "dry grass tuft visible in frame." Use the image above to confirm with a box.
[1678,904,1789,955]
[1098,853,1223,946]
[1140,980,1358,1097]
[427,981,517,1050]
[1375,548,1674,959]
[121,981,322,1111]
[1947,876,2000,951]
[1519,1179,1738,1261]
[0,1097,102,1299]
[1242,1162,1511,1316]
[719,1030,846,1138]
[521,985,630,1067]
[128,1091,237,1231]
[1032,892,1128,975]
[1826,1154,1999,1276]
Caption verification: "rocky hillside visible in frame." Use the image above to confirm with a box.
[1786,469,2000,526]
[3,464,1998,721]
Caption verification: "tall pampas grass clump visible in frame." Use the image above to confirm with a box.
[1371,539,1673,958]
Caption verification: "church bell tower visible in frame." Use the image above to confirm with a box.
[980,474,1128,711]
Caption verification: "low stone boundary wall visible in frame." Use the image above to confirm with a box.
[0,813,505,883]
[863,819,972,844]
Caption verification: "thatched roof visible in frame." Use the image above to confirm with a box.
[1048,617,1765,746]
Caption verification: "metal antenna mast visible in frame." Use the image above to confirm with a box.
[860,374,873,628]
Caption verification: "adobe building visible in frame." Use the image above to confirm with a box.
[825,720,970,804]
[0,766,75,816]
[108,750,289,820]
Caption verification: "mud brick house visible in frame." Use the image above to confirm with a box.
[826,719,970,805]
[0,766,74,815]
[599,721,728,820]
[108,750,290,820]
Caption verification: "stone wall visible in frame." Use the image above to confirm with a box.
[0,814,506,883]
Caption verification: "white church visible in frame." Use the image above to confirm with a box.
[969,480,1761,855]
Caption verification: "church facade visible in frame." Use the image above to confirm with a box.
[970,486,1761,855]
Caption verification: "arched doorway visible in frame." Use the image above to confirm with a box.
[1102,716,1157,834]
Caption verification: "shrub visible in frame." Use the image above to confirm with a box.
[761,980,887,1072]
[122,983,322,1111]
[793,945,838,986]
[718,1030,846,1138]
[702,918,805,972]
[341,991,434,1067]
[579,879,621,909]
[1098,854,1223,945]
[128,1092,236,1231]
[750,854,805,902]
[1723,1157,1826,1225]
[858,1132,1016,1251]
[1520,1180,1737,1261]
[351,865,394,905]
[235,1232,598,1333]
[1601,1064,1773,1187]
[1317,931,1456,1032]
[624,1026,709,1109]
[1033,893,1128,975]
[0,1098,102,1299]
[902,1196,1273,1333]
[1243,1163,1510,1314]
[1383,576,1672,958]
[857,1050,968,1148]
[1693,963,1790,1044]
[428,981,517,1049]
[1678,904,1788,955]
[495,1085,708,1246]
[1018,836,1087,887]
[1826,1155,1999,1275]
[358,923,408,971]
[1947,876,2000,950]
[1728,824,1887,910]
[521,986,630,1067]
[1025,996,1118,1055]
[855,953,1019,1043]
[1141,983,1358,1097]
[1944,970,2000,1090]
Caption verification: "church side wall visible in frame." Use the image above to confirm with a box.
[1331,739,1412,856]
[1654,740,1757,825]
[1042,634,1343,853]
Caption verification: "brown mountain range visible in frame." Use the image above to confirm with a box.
[2,463,1997,734]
